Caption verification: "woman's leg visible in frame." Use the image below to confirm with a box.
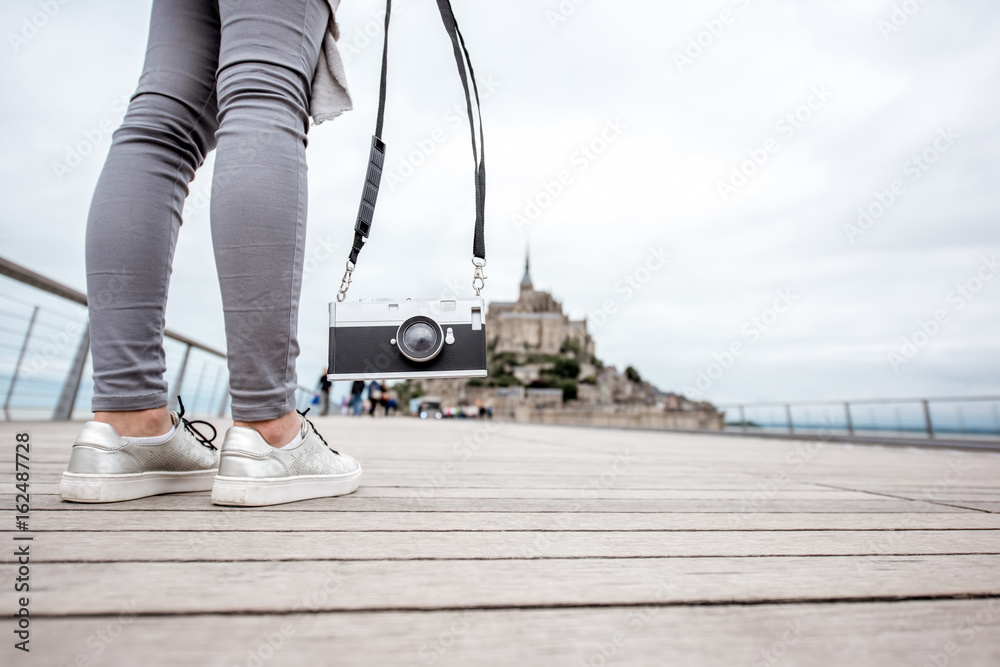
[212,0,329,445]
[86,0,221,436]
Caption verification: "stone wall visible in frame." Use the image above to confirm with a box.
[490,312,567,354]
[511,406,725,431]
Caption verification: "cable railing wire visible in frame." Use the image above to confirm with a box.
[718,396,1000,442]
[0,256,318,420]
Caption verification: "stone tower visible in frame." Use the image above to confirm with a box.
[486,249,594,355]
[520,252,533,298]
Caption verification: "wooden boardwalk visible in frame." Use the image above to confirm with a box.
[2,417,1000,666]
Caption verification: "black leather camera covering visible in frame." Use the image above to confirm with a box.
[329,323,487,377]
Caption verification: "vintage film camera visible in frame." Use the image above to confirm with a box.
[327,298,487,380]
[327,0,489,382]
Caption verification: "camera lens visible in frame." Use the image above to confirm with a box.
[403,322,437,353]
[396,316,444,362]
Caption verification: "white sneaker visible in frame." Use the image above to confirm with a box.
[60,405,220,503]
[211,413,362,506]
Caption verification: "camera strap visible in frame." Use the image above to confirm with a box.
[337,0,487,302]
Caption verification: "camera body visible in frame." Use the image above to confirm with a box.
[327,297,488,381]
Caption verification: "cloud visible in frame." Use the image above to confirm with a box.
[1,0,998,406]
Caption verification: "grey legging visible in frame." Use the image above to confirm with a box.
[86,0,329,421]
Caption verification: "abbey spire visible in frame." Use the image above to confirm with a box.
[520,247,532,288]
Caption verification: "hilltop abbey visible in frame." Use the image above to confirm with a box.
[485,255,594,357]
[412,252,724,430]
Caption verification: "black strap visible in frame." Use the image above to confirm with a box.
[435,0,486,261]
[347,0,486,267]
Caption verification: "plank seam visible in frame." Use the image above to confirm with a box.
[26,593,1000,619]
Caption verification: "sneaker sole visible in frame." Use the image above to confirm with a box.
[211,468,363,507]
[59,469,218,503]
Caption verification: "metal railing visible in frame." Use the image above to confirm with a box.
[718,396,1000,443]
[0,256,317,420]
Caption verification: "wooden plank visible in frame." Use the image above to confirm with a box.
[5,555,1000,615]
[7,419,998,460]
[2,472,877,489]
[12,482,1000,504]
[3,420,1000,667]
[336,488,880,500]
[15,448,1000,478]
[24,510,1000,532]
[9,443,991,463]
[945,501,1000,513]
[18,600,1000,667]
[0,483,891,500]
[18,529,1000,562]
[12,493,969,513]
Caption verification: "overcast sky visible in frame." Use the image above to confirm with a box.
[2,0,999,406]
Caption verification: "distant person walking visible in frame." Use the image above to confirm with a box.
[384,389,398,416]
[317,369,332,416]
[368,380,385,417]
[350,380,366,416]
[58,0,361,508]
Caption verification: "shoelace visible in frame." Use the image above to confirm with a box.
[176,396,218,451]
[298,408,339,454]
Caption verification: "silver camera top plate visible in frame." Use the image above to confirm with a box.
[330,297,485,328]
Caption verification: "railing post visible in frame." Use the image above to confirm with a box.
[844,402,854,436]
[785,404,794,434]
[922,399,935,439]
[217,376,229,418]
[210,367,224,417]
[169,344,192,411]
[739,405,747,433]
[3,306,38,421]
[54,321,90,420]
[192,362,206,415]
